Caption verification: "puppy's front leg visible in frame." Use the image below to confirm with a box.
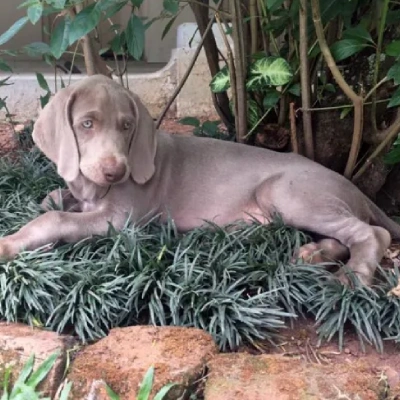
[0,210,127,259]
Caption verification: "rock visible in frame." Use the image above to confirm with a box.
[204,353,394,400]
[0,322,76,398]
[67,326,218,399]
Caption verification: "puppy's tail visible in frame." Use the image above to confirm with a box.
[367,197,400,239]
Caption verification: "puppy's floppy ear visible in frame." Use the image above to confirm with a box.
[32,86,80,182]
[128,92,157,184]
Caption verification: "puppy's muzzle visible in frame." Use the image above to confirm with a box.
[100,156,127,183]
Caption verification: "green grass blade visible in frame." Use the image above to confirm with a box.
[105,383,120,400]
[26,351,60,389]
[137,366,154,400]
[153,383,176,400]
[10,354,35,397]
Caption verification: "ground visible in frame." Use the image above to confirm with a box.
[2,118,400,398]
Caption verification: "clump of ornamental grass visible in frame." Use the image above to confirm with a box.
[1,143,400,352]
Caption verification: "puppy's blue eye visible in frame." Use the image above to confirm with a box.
[82,120,93,129]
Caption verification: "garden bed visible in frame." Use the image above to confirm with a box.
[1,121,400,356]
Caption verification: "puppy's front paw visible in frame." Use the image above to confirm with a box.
[0,238,18,260]
[292,242,325,264]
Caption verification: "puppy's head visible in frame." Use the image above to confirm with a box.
[32,75,157,186]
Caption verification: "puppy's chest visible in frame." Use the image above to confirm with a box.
[80,200,98,212]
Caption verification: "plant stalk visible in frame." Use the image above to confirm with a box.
[311,0,364,179]
[299,0,314,160]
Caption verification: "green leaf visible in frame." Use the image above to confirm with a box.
[110,32,126,55]
[0,17,29,47]
[330,39,368,62]
[247,57,293,89]
[342,26,374,44]
[52,0,67,8]
[179,117,200,127]
[130,0,144,7]
[0,60,12,73]
[68,4,101,46]
[105,383,120,400]
[287,83,300,97]
[36,72,50,92]
[162,14,178,40]
[386,40,400,57]
[125,15,145,60]
[10,354,35,397]
[387,62,400,85]
[23,42,51,57]
[40,92,52,109]
[26,351,60,389]
[266,0,285,11]
[1,367,11,400]
[51,18,71,59]
[248,99,261,129]
[340,106,352,119]
[59,381,72,400]
[137,366,154,400]
[96,0,128,12]
[210,66,230,93]
[263,90,280,107]
[27,2,43,24]
[102,1,127,19]
[154,383,176,400]
[163,0,179,14]
[388,86,400,108]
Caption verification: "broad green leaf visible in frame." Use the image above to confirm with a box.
[0,17,29,47]
[202,121,220,136]
[10,354,35,397]
[248,99,261,129]
[26,351,60,388]
[266,0,285,11]
[330,39,369,62]
[68,4,101,46]
[27,2,44,24]
[0,60,12,73]
[210,66,230,93]
[247,57,293,89]
[51,18,71,59]
[154,383,176,400]
[36,72,50,92]
[131,0,144,7]
[388,86,400,108]
[179,117,200,127]
[110,32,126,55]
[23,42,51,57]
[163,0,179,14]
[342,26,374,44]
[287,83,300,97]
[105,383,120,400]
[386,40,400,57]
[103,1,127,19]
[387,62,400,85]
[125,15,145,60]
[51,0,67,9]
[137,366,154,400]
[96,0,127,12]
[263,90,280,107]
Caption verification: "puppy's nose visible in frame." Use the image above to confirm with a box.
[101,157,127,183]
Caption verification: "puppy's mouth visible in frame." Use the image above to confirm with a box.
[80,160,130,186]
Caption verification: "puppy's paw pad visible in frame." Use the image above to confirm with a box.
[293,243,324,264]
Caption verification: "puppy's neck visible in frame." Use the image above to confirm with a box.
[66,174,108,202]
